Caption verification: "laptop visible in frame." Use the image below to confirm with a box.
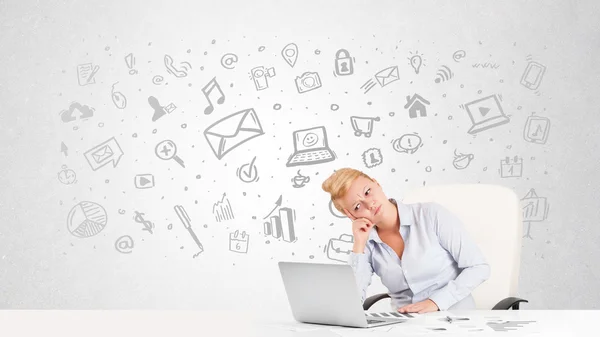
[278,261,407,328]
[464,94,510,134]
[286,126,336,167]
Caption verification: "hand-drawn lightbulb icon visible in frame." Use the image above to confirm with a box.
[409,54,423,74]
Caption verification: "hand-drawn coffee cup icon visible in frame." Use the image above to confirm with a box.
[452,149,475,170]
[334,49,354,76]
[295,72,322,93]
[67,201,107,238]
[111,82,127,109]
[57,165,77,185]
[115,235,134,254]
[155,140,185,168]
[392,133,422,154]
[291,170,310,188]
[350,116,380,137]
[281,43,298,68]
[250,66,276,90]
[220,53,239,69]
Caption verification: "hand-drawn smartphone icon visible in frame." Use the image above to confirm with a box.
[520,61,546,90]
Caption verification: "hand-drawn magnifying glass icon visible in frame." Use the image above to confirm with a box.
[155,140,185,168]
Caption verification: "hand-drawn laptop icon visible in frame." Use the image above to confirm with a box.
[286,126,336,167]
[464,94,510,134]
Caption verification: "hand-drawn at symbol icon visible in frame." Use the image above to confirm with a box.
[148,96,177,122]
[164,54,191,78]
[392,133,422,154]
[452,50,467,62]
[133,211,155,234]
[202,77,225,115]
[453,149,475,170]
[462,94,510,134]
[521,188,549,239]
[523,113,550,144]
[295,72,322,93]
[111,82,127,109]
[67,201,107,238]
[281,43,298,68]
[434,65,453,83]
[286,126,336,167]
[174,204,204,255]
[124,53,137,75]
[220,53,239,69]
[520,60,546,91]
[237,156,259,183]
[213,193,234,222]
[250,66,276,90]
[229,230,249,253]
[408,51,425,74]
[291,170,310,188]
[60,102,95,123]
[404,94,430,118]
[152,75,164,85]
[263,205,297,243]
[204,108,264,160]
[115,235,134,254]
[155,139,185,168]
[57,165,77,185]
[500,156,523,178]
[84,137,124,171]
[134,174,155,189]
[334,49,354,76]
[350,116,380,137]
[362,148,383,168]
[328,200,345,218]
[326,234,354,262]
[77,63,100,86]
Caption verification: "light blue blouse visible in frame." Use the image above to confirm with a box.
[348,199,491,310]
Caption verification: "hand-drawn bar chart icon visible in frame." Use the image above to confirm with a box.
[263,207,297,243]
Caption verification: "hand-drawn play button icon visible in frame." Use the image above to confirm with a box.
[479,107,490,116]
[463,94,510,134]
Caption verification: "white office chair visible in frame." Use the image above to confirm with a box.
[363,184,528,310]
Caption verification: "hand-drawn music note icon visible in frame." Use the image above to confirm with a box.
[202,77,225,115]
[523,113,550,144]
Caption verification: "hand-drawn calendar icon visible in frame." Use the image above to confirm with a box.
[500,156,523,178]
[229,230,249,253]
[523,114,550,144]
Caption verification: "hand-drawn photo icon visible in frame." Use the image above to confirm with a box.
[520,60,546,91]
[463,94,510,134]
[350,116,380,137]
[362,148,383,168]
[286,126,336,167]
[237,156,259,183]
[500,156,523,178]
[334,49,354,76]
[282,43,298,68]
[523,113,550,144]
[174,204,204,254]
[60,102,94,123]
[134,174,155,189]
[291,170,310,188]
[521,188,549,239]
[164,54,191,78]
[204,108,264,160]
[392,133,423,154]
[67,201,107,238]
[220,53,238,69]
[263,207,297,243]
[115,235,134,254]
[295,72,322,93]
[111,82,127,109]
[326,234,354,262]
[155,139,185,168]
[77,63,100,86]
[404,94,430,118]
[149,96,177,122]
[213,193,235,222]
[57,165,77,185]
[453,149,475,170]
[229,230,249,253]
[84,137,124,171]
[250,66,276,90]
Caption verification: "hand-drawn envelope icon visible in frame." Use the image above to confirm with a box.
[326,233,354,263]
[84,137,124,171]
[374,66,400,87]
[204,108,264,160]
[92,145,113,163]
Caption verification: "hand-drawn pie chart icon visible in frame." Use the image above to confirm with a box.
[67,201,108,238]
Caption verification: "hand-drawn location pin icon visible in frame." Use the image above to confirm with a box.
[282,43,298,68]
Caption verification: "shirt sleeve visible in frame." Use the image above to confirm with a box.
[348,248,374,303]
[427,203,491,311]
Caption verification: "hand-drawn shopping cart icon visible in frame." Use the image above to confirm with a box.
[350,116,380,137]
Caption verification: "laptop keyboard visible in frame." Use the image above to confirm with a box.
[288,150,333,164]
[367,319,385,324]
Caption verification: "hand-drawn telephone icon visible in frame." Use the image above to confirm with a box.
[523,113,550,144]
[250,66,276,90]
[334,49,354,76]
[164,54,191,78]
[520,61,546,90]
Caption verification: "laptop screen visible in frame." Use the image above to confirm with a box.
[294,126,327,151]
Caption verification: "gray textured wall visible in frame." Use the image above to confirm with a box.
[1,0,599,311]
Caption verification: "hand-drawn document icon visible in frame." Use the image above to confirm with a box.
[326,234,354,262]
[204,108,264,160]
[229,230,249,253]
[77,63,100,86]
[84,137,124,171]
[286,126,336,167]
[463,94,510,134]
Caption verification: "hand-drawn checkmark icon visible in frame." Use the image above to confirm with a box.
[237,156,259,183]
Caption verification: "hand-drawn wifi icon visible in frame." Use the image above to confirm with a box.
[434,65,453,83]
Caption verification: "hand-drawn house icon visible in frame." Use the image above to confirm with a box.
[404,94,430,118]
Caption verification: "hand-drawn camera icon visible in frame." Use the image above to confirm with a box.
[295,72,322,94]
[250,66,276,91]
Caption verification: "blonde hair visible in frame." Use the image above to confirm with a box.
[322,168,374,213]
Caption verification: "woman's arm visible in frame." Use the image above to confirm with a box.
[348,248,374,303]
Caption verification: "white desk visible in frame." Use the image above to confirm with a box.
[0,310,597,336]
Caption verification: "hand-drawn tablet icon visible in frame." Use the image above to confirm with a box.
[463,94,510,134]
[523,113,550,144]
[286,126,336,167]
[67,201,107,238]
[204,108,264,160]
[282,43,298,68]
[520,60,546,91]
[84,137,124,171]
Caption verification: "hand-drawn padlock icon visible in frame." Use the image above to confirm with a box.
[334,49,354,76]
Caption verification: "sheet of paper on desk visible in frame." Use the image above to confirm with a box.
[366,311,421,319]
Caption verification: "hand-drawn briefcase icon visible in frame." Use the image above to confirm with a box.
[204,108,264,160]
[326,234,354,263]
[334,49,354,76]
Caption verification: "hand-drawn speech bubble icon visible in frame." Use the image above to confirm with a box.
[83,137,124,171]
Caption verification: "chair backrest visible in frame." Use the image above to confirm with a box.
[401,184,523,309]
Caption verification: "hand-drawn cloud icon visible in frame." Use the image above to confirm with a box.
[60,102,95,123]
[84,137,124,171]
[326,234,354,262]
[67,201,107,238]
[286,126,336,167]
[204,108,264,160]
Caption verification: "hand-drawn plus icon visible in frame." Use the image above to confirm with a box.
[362,148,383,168]
[213,193,234,222]
[392,133,422,154]
[220,53,239,69]
[111,82,127,109]
[286,126,336,167]
[334,49,354,76]
[452,50,466,62]
[521,188,549,239]
[60,102,95,123]
[174,205,204,255]
[291,170,310,188]
[133,211,155,234]
[295,72,322,93]
[462,94,510,134]
[520,57,546,91]
[229,230,250,253]
[523,113,550,144]
[115,235,134,254]
[350,116,380,137]
[134,174,155,189]
[262,196,297,243]
[164,54,191,78]
[326,234,354,262]
[202,77,225,115]
[361,66,399,94]
[281,43,298,67]
[404,94,430,118]
[408,51,425,74]
[453,149,475,170]
[237,156,259,183]
[204,108,264,160]
[155,139,185,168]
[84,137,124,171]
[67,201,107,238]
[250,66,276,90]
[434,65,453,83]
[57,165,77,185]
[149,96,177,122]
[77,63,100,86]
[500,156,523,178]
[124,53,137,75]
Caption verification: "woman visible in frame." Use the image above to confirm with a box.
[322,168,490,313]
